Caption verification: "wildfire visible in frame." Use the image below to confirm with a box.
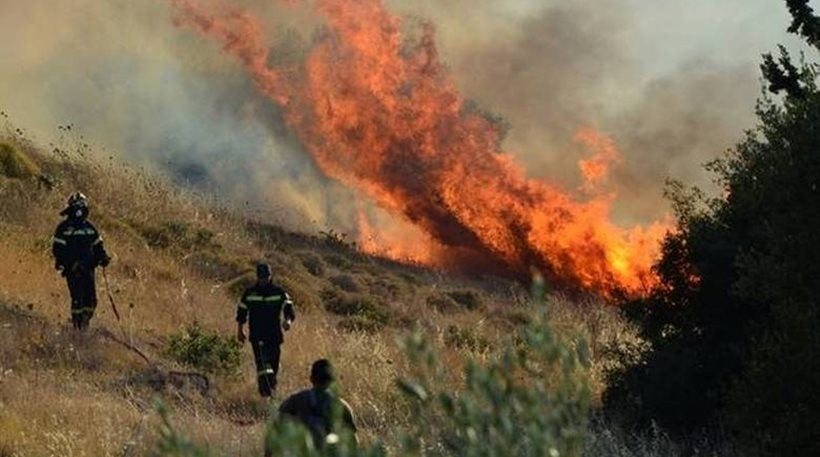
[356,208,442,265]
[170,0,671,297]
[575,127,622,193]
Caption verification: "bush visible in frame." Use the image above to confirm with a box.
[165,324,242,375]
[0,142,39,179]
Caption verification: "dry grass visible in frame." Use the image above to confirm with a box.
[0,142,40,179]
[0,129,640,456]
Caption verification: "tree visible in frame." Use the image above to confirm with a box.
[605,2,820,455]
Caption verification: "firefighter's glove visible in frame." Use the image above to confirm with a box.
[283,320,292,332]
[55,263,65,276]
[100,255,111,268]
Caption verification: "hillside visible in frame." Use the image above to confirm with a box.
[0,125,634,456]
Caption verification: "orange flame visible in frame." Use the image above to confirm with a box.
[171,0,671,297]
[356,208,442,265]
[575,127,622,193]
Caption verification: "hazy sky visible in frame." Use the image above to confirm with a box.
[0,0,816,228]
[392,0,805,68]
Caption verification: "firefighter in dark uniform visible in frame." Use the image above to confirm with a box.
[52,192,111,330]
[236,263,295,397]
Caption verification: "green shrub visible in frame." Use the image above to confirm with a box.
[0,142,39,179]
[165,324,242,374]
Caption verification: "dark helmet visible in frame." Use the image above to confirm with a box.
[60,192,89,218]
[256,263,272,280]
[310,359,335,385]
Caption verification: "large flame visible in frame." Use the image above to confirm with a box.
[170,0,670,297]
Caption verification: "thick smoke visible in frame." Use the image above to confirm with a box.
[0,0,802,234]
[0,0,356,229]
[388,0,782,225]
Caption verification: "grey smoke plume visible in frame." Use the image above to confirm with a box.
[392,0,799,225]
[0,0,357,229]
[0,0,806,233]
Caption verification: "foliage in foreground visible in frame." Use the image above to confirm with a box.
[606,1,820,455]
[155,295,591,457]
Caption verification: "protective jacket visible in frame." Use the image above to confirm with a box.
[52,218,108,271]
[236,283,295,342]
[52,216,109,329]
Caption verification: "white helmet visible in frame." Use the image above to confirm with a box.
[61,192,89,217]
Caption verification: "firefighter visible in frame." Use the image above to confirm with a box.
[236,263,295,397]
[52,192,110,330]
[278,359,358,449]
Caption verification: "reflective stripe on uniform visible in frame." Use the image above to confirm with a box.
[92,237,103,245]
[237,302,248,310]
[52,237,67,245]
[257,368,275,376]
[245,295,282,303]
[71,307,94,314]
[63,229,96,236]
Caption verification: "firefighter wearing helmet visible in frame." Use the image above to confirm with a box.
[236,263,296,397]
[52,192,111,330]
